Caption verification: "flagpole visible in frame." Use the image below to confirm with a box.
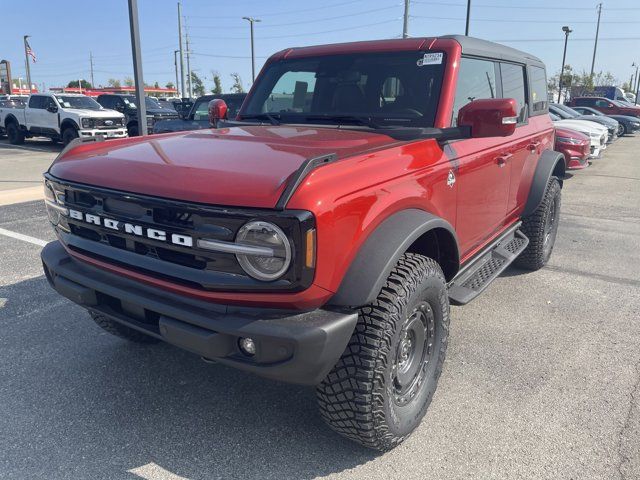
[23,35,32,93]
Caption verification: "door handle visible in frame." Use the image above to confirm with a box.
[528,141,541,152]
[495,153,512,167]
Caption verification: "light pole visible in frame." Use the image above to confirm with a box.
[633,63,640,105]
[174,50,180,96]
[465,0,471,36]
[242,16,261,83]
[23,35,32,93]
[558,26,572,103]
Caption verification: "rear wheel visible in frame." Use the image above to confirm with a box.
[7,123,25,145]
[618,123,625,137]
[620,123,628,136]
[62,127,78,146]
[89,311,160,344]
[516,177,562,271]
[317,253,449,451]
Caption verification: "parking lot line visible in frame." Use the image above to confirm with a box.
[0,227,48,247]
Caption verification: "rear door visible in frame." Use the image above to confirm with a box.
[26,95,45,132]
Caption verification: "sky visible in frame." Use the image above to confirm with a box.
[2,0,640,94]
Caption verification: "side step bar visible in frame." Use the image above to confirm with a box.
[448,223,529,305]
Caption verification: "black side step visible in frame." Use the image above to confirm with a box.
[448,225,529,305]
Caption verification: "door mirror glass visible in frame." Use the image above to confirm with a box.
[457,98,518,138]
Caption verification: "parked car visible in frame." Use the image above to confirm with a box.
[555,127,590,170]
[0,93,127,145]
[153,93,247,134]
[159,97,194,118]
[42,35,565,451]
[571,105,640,136]
[96,94,180,136]
[550,103,618,141]
[549,112,608,157]
[568,96,640,118]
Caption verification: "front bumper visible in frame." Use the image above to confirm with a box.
[78,128,127,139]
[41,241,357,385]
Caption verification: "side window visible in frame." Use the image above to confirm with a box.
[263,71,316,113]
[451,57,497,125]
[43,97,56,110]
[28,96,44,109]
[595,99,610,108]
[529,66,548,113]
[500,63,527,123]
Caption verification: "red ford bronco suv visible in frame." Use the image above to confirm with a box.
[41,35,565,451]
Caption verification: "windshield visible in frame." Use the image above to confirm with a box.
[122,96,167,110]
[553,104,582,118]
[551,106,572,119]
[241,51,446,128]
[579,107,602,116]
[55,95,102,110]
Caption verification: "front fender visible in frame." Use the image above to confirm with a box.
[523,150,565,217]
[329,209,459,307]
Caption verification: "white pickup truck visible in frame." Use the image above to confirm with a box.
[0,92,127,146]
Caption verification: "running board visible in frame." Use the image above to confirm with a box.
[448,225,529,305]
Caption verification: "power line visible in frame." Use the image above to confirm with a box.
[193,0,367,19]
[410,15,640,25]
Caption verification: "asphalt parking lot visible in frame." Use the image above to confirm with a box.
[0,136,639,480]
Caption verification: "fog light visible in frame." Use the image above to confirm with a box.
[239,337,256,356]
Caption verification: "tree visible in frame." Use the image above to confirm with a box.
[107,78,121,88]
[124,77,134,87]
[230,73,244,93]
[154,81,160,89]
[67,79,92,89]
[165,81,175,89]
[210,71,223,94]
[190,71,205,97]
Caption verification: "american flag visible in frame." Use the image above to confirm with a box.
[25,39,36,63]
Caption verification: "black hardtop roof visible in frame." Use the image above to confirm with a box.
[440,35,544,67]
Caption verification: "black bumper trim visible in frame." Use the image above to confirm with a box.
[41,241,357,385]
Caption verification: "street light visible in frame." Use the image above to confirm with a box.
[242,16,261,83]
[558,26,572,103]
[633,62,639,105]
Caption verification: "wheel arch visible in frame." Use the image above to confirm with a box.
[3,114,19,128]
[328,209,459,307]
[60,118,79,132]
[522,149,566,218]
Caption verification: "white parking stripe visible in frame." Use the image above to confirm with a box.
[0,227,48,247]
[128,463,191,480]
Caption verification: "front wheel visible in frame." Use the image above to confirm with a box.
[62,127,78,146]
[317,253,449,451]
[6,123,25,145]
[516,176,562,271]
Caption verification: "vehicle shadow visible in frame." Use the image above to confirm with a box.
[0,276,378,480]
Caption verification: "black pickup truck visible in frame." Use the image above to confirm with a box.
[153,93,246,134]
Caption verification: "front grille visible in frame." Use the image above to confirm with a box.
[47,176,315,292]
[94,118,124,129]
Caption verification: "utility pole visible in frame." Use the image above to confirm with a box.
[177,2,186,98]
[242,17,261,83]
[128,0,147,135]
[465,0,471,36]
[590,3,602,78]
[23,35,32,93]
[89,52,95,88]
[402,0,409,38]
[186,33,192,97]
[174,50,180,96]
[558,26,572,103]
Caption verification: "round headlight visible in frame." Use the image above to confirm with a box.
[235,221,291,281]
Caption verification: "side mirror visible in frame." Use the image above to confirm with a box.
[457,98,518,138]
[46,104,58,113]
[208,99,228,127]
[115,104,125,112]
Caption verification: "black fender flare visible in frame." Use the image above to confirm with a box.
[329,209,459,307]
[60,119,79,133]
[522,149,566,217]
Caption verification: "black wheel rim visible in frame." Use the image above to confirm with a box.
[543,194,559,256]
[391,301,435,406]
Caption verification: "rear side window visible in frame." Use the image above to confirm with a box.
[595,99,611,108]
[529,66,548,113]
[452,57,497,125]
[28,96,45,109]
[500,63,527,123]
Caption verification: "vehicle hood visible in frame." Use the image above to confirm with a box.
[153,118,208,134]
[552,119,607,135]
[48,125,401,208]
[66,108,125,119]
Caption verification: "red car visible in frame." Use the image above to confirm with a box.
[555,127,590,170]
[41,36,565,450]
[568,96,640,118]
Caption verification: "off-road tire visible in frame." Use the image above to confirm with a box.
[62,127,78,146]
[128,124,139,137]
[89,311,160,344]
[7,122,25,145]
[516,176,561,271]
[317,253,449,451]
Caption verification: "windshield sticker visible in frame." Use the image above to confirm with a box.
[418,53,443,66]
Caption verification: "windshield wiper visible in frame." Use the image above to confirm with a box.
[238,113,281,125]
[302,114,381,129]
